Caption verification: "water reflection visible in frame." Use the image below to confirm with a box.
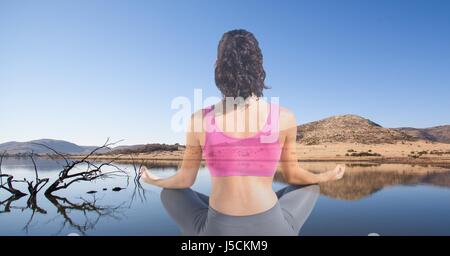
[160,185,320,236]
[2,158,450,235]
[44,194,126,235]
[274,162,450,200]
[0,192,127,235]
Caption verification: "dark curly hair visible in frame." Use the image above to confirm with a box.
[215,29,269,99]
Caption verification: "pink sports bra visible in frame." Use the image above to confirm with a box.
[202,103,282,177]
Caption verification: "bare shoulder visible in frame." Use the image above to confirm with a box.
[277,106,297,130]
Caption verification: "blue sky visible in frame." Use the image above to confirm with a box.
[1,0,449,146]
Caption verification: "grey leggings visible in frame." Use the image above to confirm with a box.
[160,184,320,236]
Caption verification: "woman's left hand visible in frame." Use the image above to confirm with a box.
[139,166,161,184]
[320,164,346,182]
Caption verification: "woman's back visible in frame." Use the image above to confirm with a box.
[199,98,288,215]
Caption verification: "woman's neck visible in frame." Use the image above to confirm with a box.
[221,95,260,109]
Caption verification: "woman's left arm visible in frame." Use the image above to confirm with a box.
[140,114,203,188]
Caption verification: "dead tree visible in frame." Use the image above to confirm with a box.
[31,139,127,195]
[0,151,27,197]
[128,154,148,206]
[1,139,129,234]
[0,151,47,232]
[24,152,49,202]
[19,153,48,234]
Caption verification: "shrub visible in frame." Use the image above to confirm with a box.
[350,151,381,157]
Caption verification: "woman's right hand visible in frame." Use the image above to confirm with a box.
[320,164,345,182]
[139,166,161,184]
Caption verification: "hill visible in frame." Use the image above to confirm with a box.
[0,139,106,155]
[0,139,183,156]
[297,115,416,145]
[397,125,450,143]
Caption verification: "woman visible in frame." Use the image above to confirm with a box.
[140,29,345,235]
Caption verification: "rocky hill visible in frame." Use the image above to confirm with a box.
[297,115,416,145]
[397,126,450,143]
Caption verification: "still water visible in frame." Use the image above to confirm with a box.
[1,157,450,236]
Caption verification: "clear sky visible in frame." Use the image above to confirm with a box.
[1,0,449,146]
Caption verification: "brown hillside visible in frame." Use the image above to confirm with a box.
[297,114,416,145]
[397,125,450,143]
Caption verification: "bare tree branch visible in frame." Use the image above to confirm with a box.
[77,138,123,163]
[0,174,27,197]
[0,151,29,214]
[0,151,5,186]
[42,139,127,195]
[25,152,49,195]
[30,142,70,167]
[128,154,148,207]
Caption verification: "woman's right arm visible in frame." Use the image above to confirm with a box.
[279,111,345,185]
[140,112,203,189]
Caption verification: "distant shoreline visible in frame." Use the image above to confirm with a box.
[5,141,450,167]
[64,140,450,166]
[65,156,450,165]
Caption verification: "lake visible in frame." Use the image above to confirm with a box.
[1,157,450,236]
